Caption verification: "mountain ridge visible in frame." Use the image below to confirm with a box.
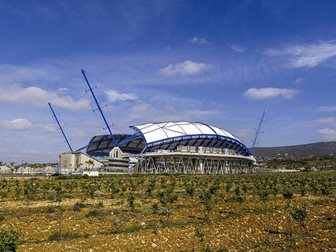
[251,141,336,158]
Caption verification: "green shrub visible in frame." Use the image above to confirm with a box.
[321,183,331,195]
[290,204,308,226]
[185,183,195,197]
[195,227,205,242]
[86,210,105,218]
[258,189,269,201]
[73,202,86,212]
[128,193,135,211]
[48,231,82,241]
[283,187,293,199]
[145,180,155,196]
[0,226,18,252]
[151,202,159,214]
[200,190,212,219]
[209,180,220,195]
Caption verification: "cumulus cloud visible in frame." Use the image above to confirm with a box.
[315,106,336,112]
[318,128,336,141]
[105,90,137,102]
[266,41,336,68]
[160,60,212,76]
[316,117,336,125]
[189,36,208,45]
[243,87,298,100]
[0,118,32,130]
[0,85,90,111]
[0,118,57,132]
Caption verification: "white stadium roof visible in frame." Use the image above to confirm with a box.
[132,121,240,144]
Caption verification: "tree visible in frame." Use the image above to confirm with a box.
[84,159,94,169]
[87,160,94,171]
[30,163,39,174]
[9,162,15,174]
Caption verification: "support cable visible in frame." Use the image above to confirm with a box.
[48,102,73,152]
[251,109,266,155]
[81,69,118,146]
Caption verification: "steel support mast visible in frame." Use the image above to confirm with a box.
[48,102,73,152]
[81,69,118,146]
[251,109,266,155]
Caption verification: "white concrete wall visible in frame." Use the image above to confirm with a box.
[59,152,103,170]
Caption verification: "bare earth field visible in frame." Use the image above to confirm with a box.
[0,172,335,251]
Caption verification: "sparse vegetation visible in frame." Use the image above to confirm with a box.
[0,171,334,251]
[0,226,18,252]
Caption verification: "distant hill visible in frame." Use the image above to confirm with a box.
[252,141,336,159]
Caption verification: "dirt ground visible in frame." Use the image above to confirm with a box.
[0,173,335,251]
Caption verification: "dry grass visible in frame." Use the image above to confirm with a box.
[0,172,335,251]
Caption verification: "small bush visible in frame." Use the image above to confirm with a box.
[128,193,135,211]
[185,183,195,197]
[46,206,56,213]
[200,190,212,219]
[0,226,18,252]
[209,180,220,195]
[258,190,269,201]
[233,195,246,203]
[145,180,155,196]
[203,246,213,252]
[151,203,159,214]
[48,231,82,241]
[300,185,306,196]
[95,202,104,208]
[321,183,331,196]
[290,204,308,226]
[195,227,205,243]
[73,202,86,212]
[86,210,105,218]
[283,187,293,199]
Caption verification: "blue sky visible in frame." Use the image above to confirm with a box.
[1,0,336,163]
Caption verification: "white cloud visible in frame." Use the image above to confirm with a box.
[266,41,336,68]
[57,87,70,93]
[316,117,336,125]
[189,36,208,45]
[315,106,336,112]
[0,118,57,132]
[160,60,212,76]
[0,118,32,130]
[0,64,47,83]
[228,44,245,53]
[318,128,336,141]
[243,87,298,100]
[105,90,137,102]
[294,78,303,84]
[0,85,90,111]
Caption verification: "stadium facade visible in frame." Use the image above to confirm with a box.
[57,70,256,174]
[84,121,255,174]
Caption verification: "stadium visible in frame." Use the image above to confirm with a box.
[81,121,255,174]
[58,70,256,174]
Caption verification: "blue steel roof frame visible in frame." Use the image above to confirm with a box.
[87,134,146,155]
[143,133,251,156]
[117,132,142,146]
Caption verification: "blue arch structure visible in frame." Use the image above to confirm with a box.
[86,122,252,158]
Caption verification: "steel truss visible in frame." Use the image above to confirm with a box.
[137,155,251,174]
